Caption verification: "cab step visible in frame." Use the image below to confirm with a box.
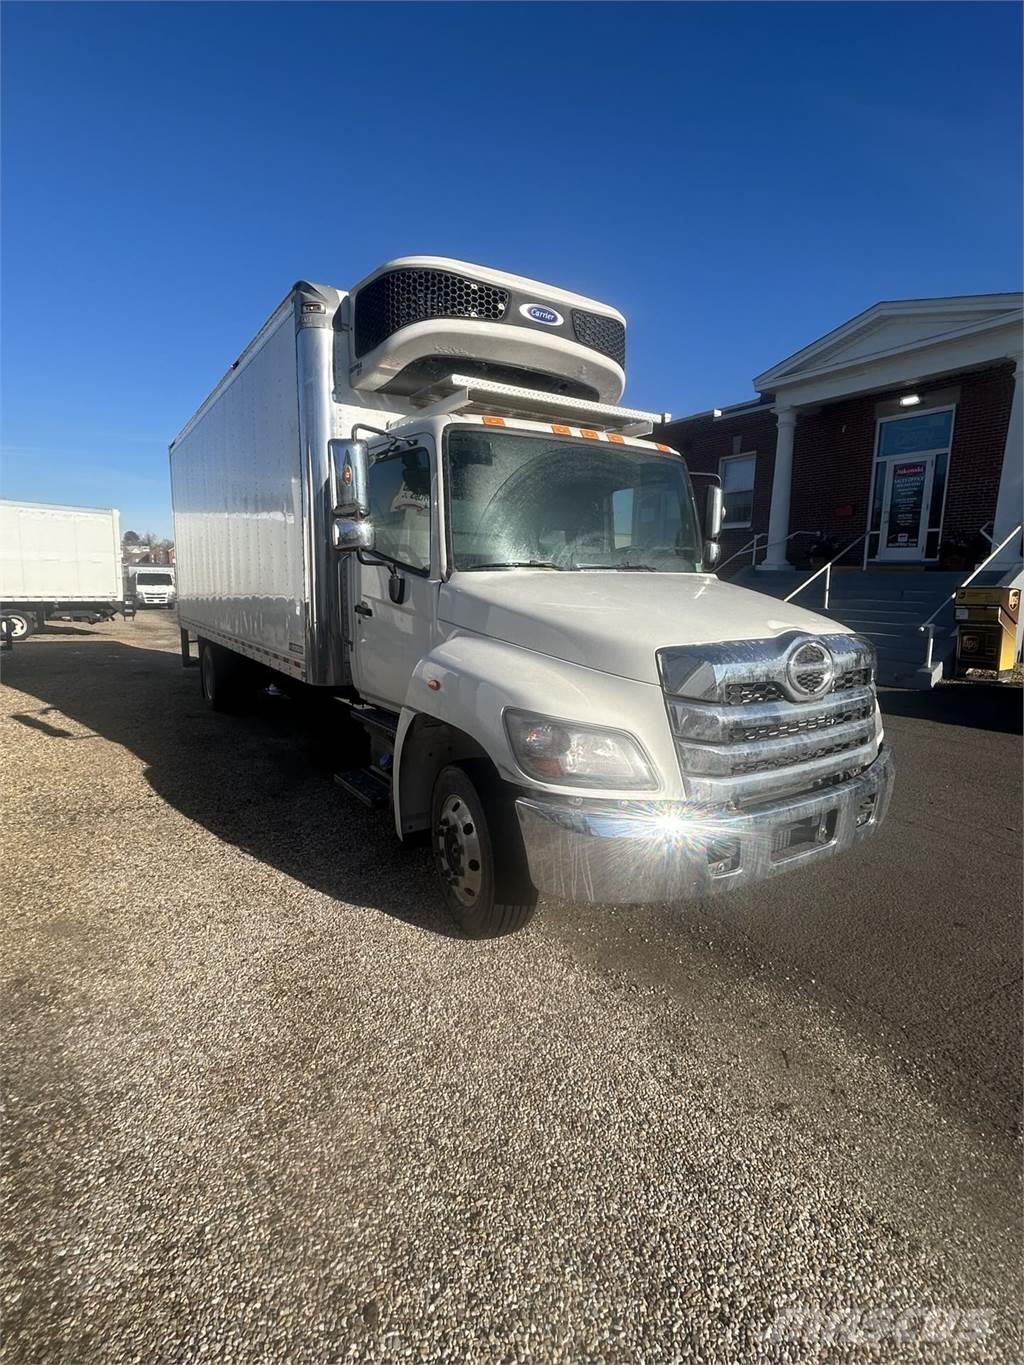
[333,765,391,808]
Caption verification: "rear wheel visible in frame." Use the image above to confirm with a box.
[431,763,538,938]
[199,639,248,712]
[4,611,34,640]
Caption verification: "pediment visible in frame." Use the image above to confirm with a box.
[755,294,1022,390]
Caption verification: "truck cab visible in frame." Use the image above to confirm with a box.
[171,257,894,937]
[128,567,176,608]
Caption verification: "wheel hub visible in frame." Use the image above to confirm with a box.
[436,794,483,907]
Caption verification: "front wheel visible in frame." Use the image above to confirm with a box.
[431,763,538,938]
[3,611,34,640]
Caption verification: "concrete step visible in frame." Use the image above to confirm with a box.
[878,657,947,689]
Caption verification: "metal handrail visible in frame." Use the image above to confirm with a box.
[715,533,761,573]
[918,523,1023,631]
[716,529,819,575]
[783,534,867,611]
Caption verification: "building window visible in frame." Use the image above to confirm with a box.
[720,453,756,528]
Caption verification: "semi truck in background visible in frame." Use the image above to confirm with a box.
[126,563,176,608]
[0,499,124,638]
[170,256,894,937]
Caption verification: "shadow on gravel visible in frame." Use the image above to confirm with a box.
[879,683,1023,735]
[31,622,106,637]
[3,637,462,939]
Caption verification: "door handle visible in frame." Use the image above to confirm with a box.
[354,602,373,618]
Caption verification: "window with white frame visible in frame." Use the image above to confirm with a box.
[720,453,756,528]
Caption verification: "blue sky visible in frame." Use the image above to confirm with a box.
[2,1,1020,536]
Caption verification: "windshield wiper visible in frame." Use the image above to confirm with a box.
[576,563,657,572]
[464,560,565,571]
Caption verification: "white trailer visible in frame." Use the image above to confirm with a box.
[171,257,894,937]
[0,499,123,638]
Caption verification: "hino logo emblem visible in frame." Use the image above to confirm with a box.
[520,303,563,326]
[785,638,835,700]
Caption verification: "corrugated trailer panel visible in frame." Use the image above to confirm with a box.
[0,500,122,602]
[171,312,309,675]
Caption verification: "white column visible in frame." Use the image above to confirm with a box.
[991,353,1023,568]
[760,406,797,570]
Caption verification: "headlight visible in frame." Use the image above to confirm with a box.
[504,709,656,789]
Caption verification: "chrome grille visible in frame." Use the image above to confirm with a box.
[728,733,870,776]
[724,681,784,705]
[730,699,874,744]
[658,633,881,806]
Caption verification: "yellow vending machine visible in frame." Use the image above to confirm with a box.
[953,586,1021,679]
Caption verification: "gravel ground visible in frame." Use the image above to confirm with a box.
[2,611,1021,1363]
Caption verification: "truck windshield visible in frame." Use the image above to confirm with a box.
[446,428,703,572]
[135,572,173,585]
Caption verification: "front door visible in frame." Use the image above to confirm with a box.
[877,455,935,562]
[351,441,437,709]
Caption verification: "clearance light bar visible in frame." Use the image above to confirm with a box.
[406,373,670,437]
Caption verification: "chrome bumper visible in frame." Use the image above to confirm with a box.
[515,746,895,905]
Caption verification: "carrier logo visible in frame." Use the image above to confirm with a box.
[520,303,563,326]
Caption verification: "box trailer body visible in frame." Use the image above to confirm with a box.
[0,499,123,636]
[170,257,894,937]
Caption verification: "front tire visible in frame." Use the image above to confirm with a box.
[431,763,538,938]
[4,611,34,640]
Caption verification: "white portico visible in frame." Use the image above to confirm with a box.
[753,294,1023,570]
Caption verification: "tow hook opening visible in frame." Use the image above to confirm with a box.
[855,793,877,828]
[771,809,839,863]
[706,837,741,878]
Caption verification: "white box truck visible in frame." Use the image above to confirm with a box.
[126,563,176,609]
[0,499,123,638]
[170,257,894,937]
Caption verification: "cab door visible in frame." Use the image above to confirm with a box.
[350,440,437,710]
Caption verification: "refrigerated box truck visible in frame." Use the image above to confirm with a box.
[170,256,894,937]
[0,499,123,637]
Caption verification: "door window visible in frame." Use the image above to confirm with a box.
[868,406,954,561]
[885,460,930,549]
[367,447,432,574]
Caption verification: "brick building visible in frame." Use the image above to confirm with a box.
[656,294,1022,575]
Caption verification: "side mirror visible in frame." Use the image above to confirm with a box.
[329,439,370,518]
[332,517,374,553]
[689,472,724,542]
[704,483,724,541]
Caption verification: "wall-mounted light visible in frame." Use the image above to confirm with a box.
[712,408,723,417]
[898,393,921,407]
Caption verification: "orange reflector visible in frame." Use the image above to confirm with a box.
[580,428,599,440]
[656,443,671,452]
[482,415,506,427]
[551,423,571,435]
[607,433,625,444]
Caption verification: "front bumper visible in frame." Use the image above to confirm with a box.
[515,745,895,905]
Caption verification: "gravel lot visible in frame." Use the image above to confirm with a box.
[2,611,1021,1363]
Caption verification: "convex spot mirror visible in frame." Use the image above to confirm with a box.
[332,518,374,553]
[329,439,370,519]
